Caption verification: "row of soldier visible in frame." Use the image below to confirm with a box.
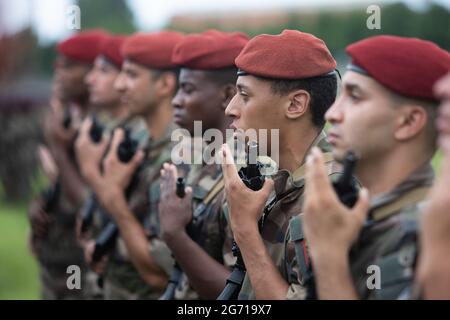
[27,28,450,300]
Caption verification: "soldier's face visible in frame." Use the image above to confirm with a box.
[226,75,285,143]
[114,60,158,117]
[172,69,229,135]
[85,56,121,108]
[325,71,399,163]
[54,55,90,102]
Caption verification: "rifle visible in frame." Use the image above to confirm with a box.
[303,150,359,299]
[92,127,139,263]
[217,141,265,300]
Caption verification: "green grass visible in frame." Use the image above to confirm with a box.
[0,201,40,299]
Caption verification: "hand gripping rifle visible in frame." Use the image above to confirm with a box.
[304,150,359,299]
[217,141,265,300]
[92,127,139,263]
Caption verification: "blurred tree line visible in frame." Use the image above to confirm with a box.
[168,2,450,66]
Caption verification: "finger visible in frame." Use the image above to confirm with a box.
[305,147,335,200]
[80,118,93,138]
[110,128,125,154]
[220,144,242,189]
[183,186,193,202]
[351,188,370,223]
[131,149,144,169]
[164,164,177,194]
[260,178,274,199]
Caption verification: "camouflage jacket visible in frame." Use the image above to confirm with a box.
[172,163,235,300]
[237,131,344,300]
[287,163,434,300]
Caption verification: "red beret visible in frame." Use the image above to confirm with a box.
[172,30,249,70]
[99,35,127,68]
[57,29,109,64]
[346,35,450,101]
[121,31,184,69]
[235,29,336,79]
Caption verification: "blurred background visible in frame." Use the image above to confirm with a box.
[0,0,449,299]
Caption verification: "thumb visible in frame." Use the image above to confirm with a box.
[352,188,370,223]
[131,149,144,168]
[184,186,193,201]
[260,178,274,198]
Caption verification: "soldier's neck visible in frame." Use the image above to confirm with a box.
[145,100,173,141]
[356,150,431,197]
[278,127,321,173]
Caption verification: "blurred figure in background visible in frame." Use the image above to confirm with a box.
[27,29,108,299]
[417,72,450,299]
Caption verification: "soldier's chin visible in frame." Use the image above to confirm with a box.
[331,148,347,164]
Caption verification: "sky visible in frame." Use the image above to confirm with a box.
[0,0,448,44]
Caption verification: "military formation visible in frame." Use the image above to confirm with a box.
[26,27,450,300]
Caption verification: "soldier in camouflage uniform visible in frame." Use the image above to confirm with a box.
[298,36,450,299]
[157,30,249,299]
[416,72,450,299]
[76,31,185,299]
[27,30,108,300]
[74,34,140,299]
[220,30,341,299]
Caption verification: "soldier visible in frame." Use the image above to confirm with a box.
[417,72,450,299]
[74,34,133,299]
[300,36,450,299]
[219,29,341,299]
[76,31,184,299]
[27,29,108,299]
[157,30,249,299]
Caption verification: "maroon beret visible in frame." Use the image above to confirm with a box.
[235,29,336,79]
[172,30,249,70]
[99,35,127,68]
[121,31,184,69]
[346,35,450,101]
[57,29,109,64]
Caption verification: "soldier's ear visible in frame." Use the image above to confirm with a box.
[285,89,310,120]
[221,84,237,109]
[156,72,177,97]
[394,105,428,142]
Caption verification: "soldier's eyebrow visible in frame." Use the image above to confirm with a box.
[236,83,251,93]
[344,82,364,96]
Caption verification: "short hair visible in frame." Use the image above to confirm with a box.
[151,67,181,92]
[203,66,239,87]
[258,73,338,128]
[389,91,438,154]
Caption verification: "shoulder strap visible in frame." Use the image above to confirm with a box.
[292,152,335,182]
[370,186,430,222]
[193,175,224,218]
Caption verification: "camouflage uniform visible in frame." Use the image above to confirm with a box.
[287,163,434,300]
[35,144,89,300]
[235,131,344,300]
[79,115,149,300]
[171,163,235,300]
[99,123,185,300]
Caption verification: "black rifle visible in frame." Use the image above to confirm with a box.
[159,177,187,300]
[92,127,139,262]
[304,150,359,299]
[217,141,265,300]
